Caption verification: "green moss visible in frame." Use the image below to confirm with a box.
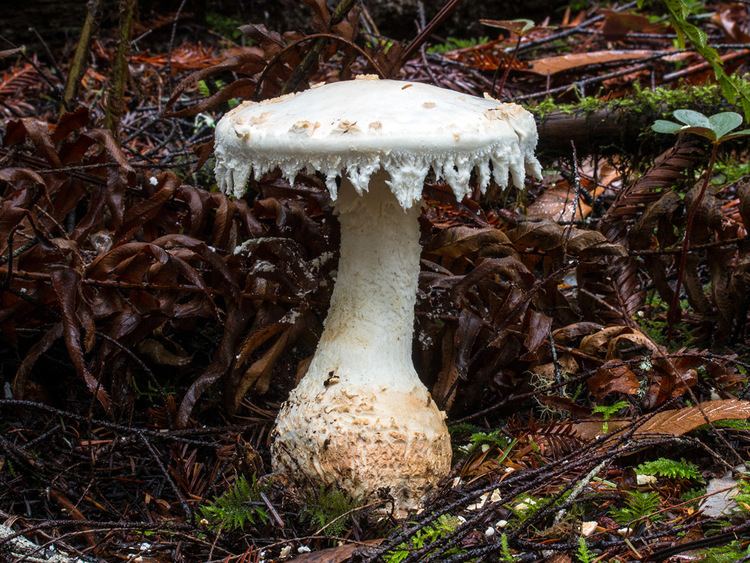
[712,419,750,431]
[698,541,750,563]
[713,158,750,186]
[529,84,729,121]
[427,36,490,54]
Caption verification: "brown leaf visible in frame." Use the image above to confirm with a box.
[523,309,552,356]
[527,182,597,222]
[4,118,61,167]
[552,322,603,344]
[303,0,331,30]
[567,230,627,258]
[0,167,46,189]
[52,107,90,143]
[153,234,239,298]
[714,4,750,43]
[634,399,750,435]
[454,309,484,379]
[538,395,591,417]
[600,137,703,243]
[530,354,579,380]
[588,360,640,399]
[528,50,656,75]
[577,255,643,325]
[115,173,179,243]
[479,18,535,36]
[13,322,63,398]
[428,226,515,260]
[290,541,382,562]
[51,269,111,413]
[606,330,660,360]
[167,78,257,118]
[432,327,459,410]
[737,181,750,231]
[83,128,134,172]
[509,221,625,258]
[165,49,266,114]
[137,339,192,367]
[600,10,670,39]
[48,488,98,549]
[232,326,296,408]
[238,25,286,49]
[234,323,286,369]
[178,306,249,427]
[579,326,630,356]
[0,47,24,59]
[572,399,750,441]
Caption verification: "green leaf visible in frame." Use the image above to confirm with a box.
[680,126,718,142]
[610,490,662,525]
[636,458,702,481]
[673,109,711,128]
[652,120,683,134]
[722,129,750,141]
[709,112,743,139]
[197,475,269,532]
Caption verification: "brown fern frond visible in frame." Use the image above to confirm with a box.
[599,137,704,243]
[528,422,587,459]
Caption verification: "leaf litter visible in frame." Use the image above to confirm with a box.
[0,1,749,562]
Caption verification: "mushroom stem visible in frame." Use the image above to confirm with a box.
[320,173,422,388]
[272,172,451,511]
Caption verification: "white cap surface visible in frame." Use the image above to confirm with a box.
[214,78,542,208]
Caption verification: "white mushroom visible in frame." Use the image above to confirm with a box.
[214,78,541,513]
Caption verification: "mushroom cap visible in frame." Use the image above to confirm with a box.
[214,77,542,209]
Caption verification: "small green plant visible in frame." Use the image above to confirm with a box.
[592,400,629,434]
[384,515,462,563]
[448,421,482,438]
[697,541,750,563]
[712,159,750,186]
[508,494,546,521]
[636,458,703,481]
[680,486,707,508]
[198,475,269,532]
[499,532,514,562]
[300,487,356,537]
[576,536,594,563]
[454,427,516,459]
[469,430,516,455]
[735,476,750,514]
[711,419,750,431]
[610,490,662,525]
[652,110,750,142]
[642,0,750,118]
[652,109,749,329]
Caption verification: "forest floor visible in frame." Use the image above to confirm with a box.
[1,1,750,562]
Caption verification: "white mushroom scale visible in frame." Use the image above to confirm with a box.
[214,77,542,512]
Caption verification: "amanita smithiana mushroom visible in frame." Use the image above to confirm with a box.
[214,76,541,512]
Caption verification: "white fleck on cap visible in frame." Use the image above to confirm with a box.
[214,78,542,208]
